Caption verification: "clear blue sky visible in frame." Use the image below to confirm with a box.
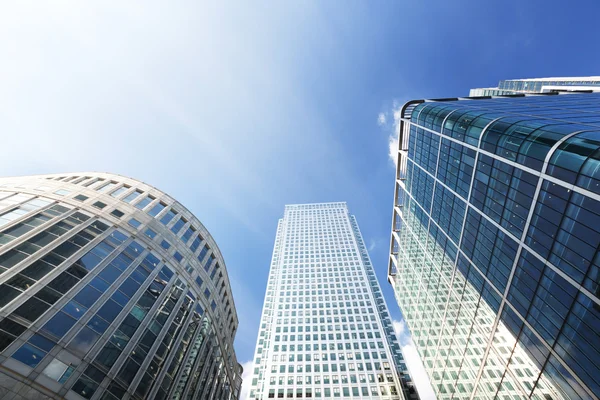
[0,1,598,398]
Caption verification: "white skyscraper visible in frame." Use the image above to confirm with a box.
[247,202,418,400]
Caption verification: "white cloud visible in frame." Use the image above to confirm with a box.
[393,319,437,400]
[388,133,399,166]
[393,319,405,338]
[368,239,376,252]
[392,103,403,129]
[378,102,405,166]
[239,360,254,400]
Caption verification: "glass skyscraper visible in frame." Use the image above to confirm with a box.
[247,202,418,400]
[0,173,242,400]
[388,92,600,399]
[469,76,600,97]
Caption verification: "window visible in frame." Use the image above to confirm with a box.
[82,178,103,187]
[12,342,48,367]
[68,327,99,356]
[110,186,130,198]
[182,227,195,243]
[159,209,177,225]
[96,181,117,193]
[123,190,143,204]
[42,358,73,383]
[135,195,155,210]
[42,312,77,339]
[128,218,141,229]
[147,202,166,217]
[170,217,186,235]
[93,201,106,210]
[110,209,124,219]
[144,228,157,239]
[173,251,183,263]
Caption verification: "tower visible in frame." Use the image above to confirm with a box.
[389,92,600,399]
[248,202,418,399]
[0,173,242,400]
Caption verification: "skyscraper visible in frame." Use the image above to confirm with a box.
[388,92,600,399]
[469,76,600,96]
[247,202,418,400]
[0,173,242,400]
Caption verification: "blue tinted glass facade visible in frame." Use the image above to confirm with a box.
[0,173,242,400]
[389,92,600,399]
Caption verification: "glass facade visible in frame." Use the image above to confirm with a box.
[0,173,242,400]
[469,76,600,97]
[248,203,418,400]
[389,92,600,399]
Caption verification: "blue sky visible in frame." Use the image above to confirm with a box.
[1,1,598,398]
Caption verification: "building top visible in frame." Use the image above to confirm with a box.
[470,76,600,96]
[284,201,348,209]
[0,172,240,332]
[499,76,600,82]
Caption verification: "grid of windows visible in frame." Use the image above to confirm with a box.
[389,92,600,400]
[470,77,600,97]
[248,203,418,400]
[0,173,242,400]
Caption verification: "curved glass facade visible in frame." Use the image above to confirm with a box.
[389,92,600,399]
[0,173,242,400]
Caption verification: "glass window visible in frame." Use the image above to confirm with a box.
[87,315,110,334]
[110,186,130,198]
[12,297,50,322]
[92,201,106,210]
[134,195,154,210]
[123,190,143,204]
[182,227,195,243]
[62,300,87,320]
[96,181,117,193]
[97,300,123,322]
[12,343,47,367]
[159,209,177,225]
[71,374,99,400]
[48,272,79,294]
[74,286,102,308]
[42,358,70,381]
[173,252,182,263]
[0,285,21,308]
[110,209,124,219]
[170,217,186,234]
[42,312,76,339]
[68,327,100,356]
[144,228,157,239]
[147,202,166,217]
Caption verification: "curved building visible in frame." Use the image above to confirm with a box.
[0,173,242,400]
[389,92,600,399]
